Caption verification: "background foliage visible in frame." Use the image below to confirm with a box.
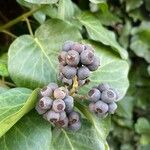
[0,0,149,149]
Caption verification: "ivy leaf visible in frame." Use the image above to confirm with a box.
[126,0,143,12]
[79,41,129,100]
[0,88,39,137]
[58,0,75,20]
[130,21,150,63]
[78,12,128,59]
[90,0,106,4]
[0,53,9,77]
[24,0,58,4]
[148,65,150,76]
[8,19,82,89]
[17,0,46,24]
[52,119,109,150]
[135,117,150,134]
[0,111,52,150]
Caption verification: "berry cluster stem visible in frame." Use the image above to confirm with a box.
[70,76,79,96]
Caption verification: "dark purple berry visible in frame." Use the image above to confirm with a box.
[68,111,80,124]
[88,88,101,102]
[39,97,53,109]
[52,99,66,112]
[84,44,95,52]
[63,96,74,113]
[59,111,67,120]
[46,110,60,123]
[108,102,117,114]
[58,51,67,65]
[66,50,80,66]
[97,83,110,92]
[70,42,84,53]
[69,121,81,131]
[62,65,77,79]
[101,89,117,103]
[62,41,74,52]
[94,101,108,114]
[56,117,69,128]
[35,103,47,115]
[40,86,52,97]
[80,50,94,65]
[77,66,90,80]
[87,56,100,71]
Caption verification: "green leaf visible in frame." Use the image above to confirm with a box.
[0,88,39,137]
[17,0,46,24]
[33,11,46,24]
[58,0,75,20]
[0,111,52,150]
[0,53,9,77]
[8,19,82,89]
[117,96,134,119]
[74,101,111,149]
[24,0,58,4]
[126,0,143,12]
[78,12,128,59]
[97,10,122,26]
[52,119,109,150]
[130,21,150,63]
[90,0,106,4]
[148,65,150,76]
[0,87,9,94]
[135,117,150,134]
[79,41,129,100]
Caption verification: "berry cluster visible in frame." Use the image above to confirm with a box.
[58,41,100,86]
[35,83,81,131]
[88,83,119,117]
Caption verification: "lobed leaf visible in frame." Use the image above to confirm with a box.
[0,88,39,137]
[8,19,82,89]
[78,12,128,59]
[0,111,52,150]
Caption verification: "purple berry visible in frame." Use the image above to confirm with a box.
[58,51,67,65]
[94,101,108,114]
[40,86,52,97]
[87,56,100,71]
[54,88,66,99]
[62,41,74,52]
[66,50,80,66]
[97,83,110,92]
[46,110,60,123]
[69,121,81,131]
[88,88,101,102]
[101,89,117,103]
[52,99,66,112]
[68,111,80,124]
[80,50,94,65]
[59,111,67,120]
[70,42,84,53]
[56,117,69,128]
[84,44,95,52]
[35,103,47,115]
[108,102,117,114]
[39,97,53,109]
[62,65,77,79]
[63,96,74,113]
[77,66,90,80]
